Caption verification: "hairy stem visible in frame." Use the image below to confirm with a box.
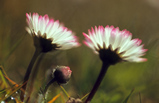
[20,49,41,101]
[26,53,45,102]
[85,62,110,103]
[43,78,56,95]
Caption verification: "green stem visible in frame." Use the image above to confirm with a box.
[85,62,110,103]
[139,92,142,103]
[81,93,90,101]
[60,85,70,98]
[20,49,41,101]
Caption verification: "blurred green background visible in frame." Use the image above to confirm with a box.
[0,0,159,102]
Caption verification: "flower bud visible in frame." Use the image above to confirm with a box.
[54,66,72,84]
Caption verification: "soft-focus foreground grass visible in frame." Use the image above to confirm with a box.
[0,0,159,103]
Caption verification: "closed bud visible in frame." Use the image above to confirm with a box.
[54,66,72,84]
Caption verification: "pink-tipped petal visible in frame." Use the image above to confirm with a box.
[138,58,147,62]
[91,27,95,34]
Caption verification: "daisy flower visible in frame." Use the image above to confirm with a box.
[83,25,147,103]
[21,13,80,101]
[26,13,80,52]
[83,25,147,64]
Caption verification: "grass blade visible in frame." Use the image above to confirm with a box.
[122,88,135,103]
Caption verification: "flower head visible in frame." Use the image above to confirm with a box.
[26,13,80,52]
[83,25,147,64]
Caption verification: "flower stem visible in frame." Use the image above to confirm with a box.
[20,49,41,101]
[85,62,110,103]
[43,78,56,95]
[26,53,45,102]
